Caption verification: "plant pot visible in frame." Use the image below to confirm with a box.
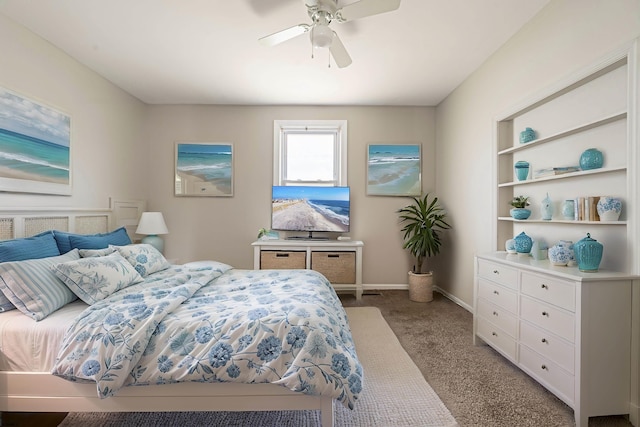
[408,271,434,302]
[510,208,531,220]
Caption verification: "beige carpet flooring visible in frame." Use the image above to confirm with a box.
[58,306,457,427]
[340,290,632,427]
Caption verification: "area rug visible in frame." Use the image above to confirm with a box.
[59,307,458,427]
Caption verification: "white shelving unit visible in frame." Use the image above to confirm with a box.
[475,41,640,427]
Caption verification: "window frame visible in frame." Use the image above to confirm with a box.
[273,119,347,187]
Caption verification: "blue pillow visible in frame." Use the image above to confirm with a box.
[0,232,60,262]
[52,227,132,253]
[69,235,109,250]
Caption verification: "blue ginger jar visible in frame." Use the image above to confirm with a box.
[520,127,536,144]
[579,148,603,170]
[514,161,530,181]
[548,240,574,266]
[573,233,603,272]
[514,232,533,255]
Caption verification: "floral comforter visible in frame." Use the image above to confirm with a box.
[51,263,363,408]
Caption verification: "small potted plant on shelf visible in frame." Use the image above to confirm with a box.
[397,193,451,302]
[510,195,531,220]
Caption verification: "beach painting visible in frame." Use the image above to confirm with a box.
[367,144,421,196]
[0,87,71,195]
[175,142,233,197]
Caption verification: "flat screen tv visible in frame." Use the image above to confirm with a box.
[271,186,350,238]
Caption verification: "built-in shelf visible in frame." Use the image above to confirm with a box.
[497,111,627,155]
[498,166,626,187]
[498,217,627,224]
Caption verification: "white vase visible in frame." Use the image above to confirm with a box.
[597,197,622,221]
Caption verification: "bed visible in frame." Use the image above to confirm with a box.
[0,206,362,427]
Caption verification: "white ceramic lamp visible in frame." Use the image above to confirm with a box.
[136,212,169,254]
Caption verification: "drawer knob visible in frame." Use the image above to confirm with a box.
[541,284,548,290]
[542,311,549,317]
[493,290,499,295]
[492,332,498,337]
[541,365,548,371]
[493,311,498,316]
[541,338,548,343]
[493,270,499,274]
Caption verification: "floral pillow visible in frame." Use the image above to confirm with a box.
[52,252,144,305]
[79,247,116,258]
[112,244,171,277]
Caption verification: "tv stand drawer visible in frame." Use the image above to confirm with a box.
[260,251,306,269]
[311,251,356,284]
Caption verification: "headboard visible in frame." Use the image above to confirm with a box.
[0,199,146,240]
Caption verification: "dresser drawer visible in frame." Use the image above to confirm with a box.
[519,344,574,405]
[521,272,575,311]
[477,279,518,313]
[520,320,574,374]
[477,298,517,337]
[520,296,575,343]
[477,317,517,361]
[477,260,518,290]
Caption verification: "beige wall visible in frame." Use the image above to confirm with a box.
[143,105,436,284]
[0,14,147,209]
[435,0,640,306]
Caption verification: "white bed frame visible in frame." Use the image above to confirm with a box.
[0,203,334,427]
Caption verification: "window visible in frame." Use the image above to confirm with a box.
[273,120,347,186]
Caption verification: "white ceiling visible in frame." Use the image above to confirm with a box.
[1,0,550,106]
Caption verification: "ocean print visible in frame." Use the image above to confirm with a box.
[367,144,421,196]
[0,88,70,191]
[175,143,233,196]
[272,186,350,233]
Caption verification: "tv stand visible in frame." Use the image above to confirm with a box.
[251,240,363,300]
[286,232,328,241]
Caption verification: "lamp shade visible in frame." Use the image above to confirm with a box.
[136,212,169,235]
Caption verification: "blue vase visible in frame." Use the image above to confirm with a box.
[573,233,603,272]
[562,199,575,220]
[579,148,603,170]
[514,232,533,254]
[514,161,530,181]
[541,193,553,220]
[520,128,536,144]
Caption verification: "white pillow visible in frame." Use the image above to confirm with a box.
[79,247,116,258]
[112,244,171,277]
[52,251,144,305]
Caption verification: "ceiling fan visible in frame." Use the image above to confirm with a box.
[259,0,401,68]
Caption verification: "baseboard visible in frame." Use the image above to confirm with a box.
[434,286,473,313]
[362,284,407,291]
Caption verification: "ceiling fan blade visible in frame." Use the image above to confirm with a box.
[337,0,401,22]
[259,24,310,46]
[329,32,352,68]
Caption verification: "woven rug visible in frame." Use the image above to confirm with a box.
[59,307,458,427]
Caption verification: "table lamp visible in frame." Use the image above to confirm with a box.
[135,212,169,254]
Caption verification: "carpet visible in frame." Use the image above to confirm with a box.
[59,306,458,427]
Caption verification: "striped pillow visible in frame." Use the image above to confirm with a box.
[0,250,80,321]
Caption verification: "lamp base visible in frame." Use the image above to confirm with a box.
[141,235,164,254]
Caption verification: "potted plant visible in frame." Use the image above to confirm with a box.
[398,193,451,302]
[510,195,531,220]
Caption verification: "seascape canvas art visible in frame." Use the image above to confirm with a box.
[175,142,233,196]
[367,144,421,196]
[0,87,71,195]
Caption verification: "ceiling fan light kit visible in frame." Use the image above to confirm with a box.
[259,0,401,68]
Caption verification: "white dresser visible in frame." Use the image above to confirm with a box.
[474,252,637,427]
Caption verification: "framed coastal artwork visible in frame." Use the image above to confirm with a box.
[367,144,421,196]
[175,142,233,197]
[0,87,71,195]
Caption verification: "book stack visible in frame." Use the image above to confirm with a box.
[573,196,600,221]
[533,166,580,179]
